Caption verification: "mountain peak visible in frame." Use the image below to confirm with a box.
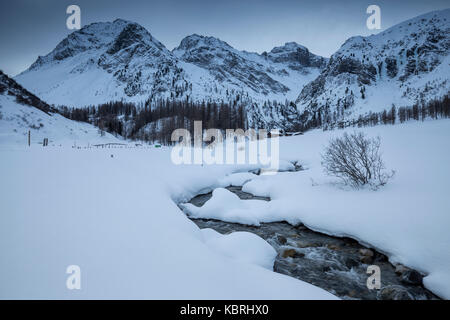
[17,19,178,105]
[106,21,160,54]
[265,42,327,69]
[26,19,133,70]
[112,18,132,24]
[337,8,450,57]
[25,19,169,72]
[174,34,234,55]
[296,8,450,127]
[272,42,308,52]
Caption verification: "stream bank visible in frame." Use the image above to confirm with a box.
[183,184,438,300]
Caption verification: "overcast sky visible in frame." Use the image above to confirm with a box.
[0,0,448,76]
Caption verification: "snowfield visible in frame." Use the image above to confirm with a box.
[0,144,336,299]
[1,119,449,299]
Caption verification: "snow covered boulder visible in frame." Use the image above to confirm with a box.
[201,228,277,270]
[180,188,272,226]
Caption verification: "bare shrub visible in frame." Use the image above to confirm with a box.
[321,132,394,188]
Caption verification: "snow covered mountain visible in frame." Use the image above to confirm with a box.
[296,9,450,125]
[15,19,325,111]
[16,19,186,107]
[13,9,450,132]
[0,70,119,146]
[173,35,325,100]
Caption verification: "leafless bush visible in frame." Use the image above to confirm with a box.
[321,132,394,188]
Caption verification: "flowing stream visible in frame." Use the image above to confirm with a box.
[181,168,438,300]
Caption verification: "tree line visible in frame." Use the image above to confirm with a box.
[58,94,450,144]
[303,95,450,131]
[59,98,247,144]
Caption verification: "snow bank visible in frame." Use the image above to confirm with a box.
[201,229,277,270]
[218,172,257,187]
[0,145,336,299]
[181,188,274,226]
[274,120,450,299]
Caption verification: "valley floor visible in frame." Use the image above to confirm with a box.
[0,119,449,299]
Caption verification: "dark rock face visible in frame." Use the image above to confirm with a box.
[107,23,146,55]
[400,57,418,81]
[401,270,424,285]
[0,70,53,114]
[266,42,327,70]
[385,57,398,78]
[52,32,92,61]
[329,57,377,85]
[53,41,76,61]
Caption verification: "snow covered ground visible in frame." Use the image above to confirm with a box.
[182,119,450,299]
[0,119,449,299]
[0,143,336,299]
[0,94,120,147]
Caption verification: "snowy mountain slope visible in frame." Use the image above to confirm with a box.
[16,19,188,107]
[15,19,326,109]
[173,35,290,94]
[296,9,450,124]
[0,71,120,146]
[173,35,325,101]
